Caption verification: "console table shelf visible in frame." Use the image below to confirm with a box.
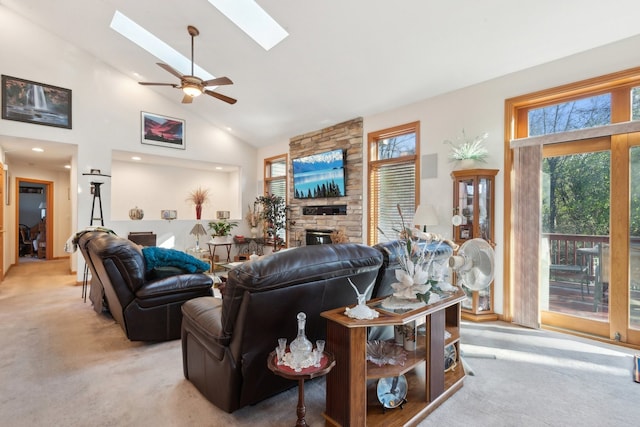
[321,290,466,426]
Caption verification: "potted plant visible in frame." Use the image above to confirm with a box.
[208,219,238,243]
[256,194,287,250]
[444,130,489,169]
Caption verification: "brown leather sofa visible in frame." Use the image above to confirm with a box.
[78,230,214,341]
[181,243,384,413]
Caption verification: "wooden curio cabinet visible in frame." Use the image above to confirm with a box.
[451,168,499,321]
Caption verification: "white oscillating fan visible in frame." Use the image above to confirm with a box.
[449,238,495,291]
[448,238,497,375]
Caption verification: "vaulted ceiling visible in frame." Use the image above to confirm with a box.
[3,0,640,156]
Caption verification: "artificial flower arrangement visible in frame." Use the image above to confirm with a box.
[245,203,261,228]
[379,205,458,308]
[186,187,210,220]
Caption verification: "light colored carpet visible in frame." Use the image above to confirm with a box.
[1,259,639,426]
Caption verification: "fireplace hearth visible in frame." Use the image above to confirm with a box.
[306,229,333,245]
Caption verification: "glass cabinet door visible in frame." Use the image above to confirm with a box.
[456,178,475,241]
[479,177,492,241]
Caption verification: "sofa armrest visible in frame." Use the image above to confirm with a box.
[181,297,230,360]
[136,273,213,299]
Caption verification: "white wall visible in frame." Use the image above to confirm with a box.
[362,34,640,315]
[109,159,244,250]
[0,7,258,277]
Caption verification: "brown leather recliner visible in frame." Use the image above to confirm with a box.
[181,243,383,413]
[80,231,214,341]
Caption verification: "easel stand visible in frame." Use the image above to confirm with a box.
[90,181,104,226]
[81,171,110,303]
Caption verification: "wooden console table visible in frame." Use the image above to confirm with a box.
[321,289,466,426]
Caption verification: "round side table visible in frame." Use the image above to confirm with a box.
[267,350,336,427]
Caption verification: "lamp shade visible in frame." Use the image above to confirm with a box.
[190,223,207,237]
[413,205,439,228]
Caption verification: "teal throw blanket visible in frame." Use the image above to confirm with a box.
[142,247,210,274]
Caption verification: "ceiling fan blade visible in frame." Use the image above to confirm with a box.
[182,94,194,104]
[157,62,184,79]
[138,82,178,87]
[204,89,237,105]
[202,76,233,87]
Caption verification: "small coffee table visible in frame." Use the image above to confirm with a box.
[268,350,335,427]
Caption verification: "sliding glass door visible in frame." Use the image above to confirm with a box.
[541,138,611,337]
[540,133,640,345]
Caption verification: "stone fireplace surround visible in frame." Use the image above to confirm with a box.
[288,118,364,246]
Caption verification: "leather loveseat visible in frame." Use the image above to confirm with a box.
[180,243,383,413]
[78,231,214,341]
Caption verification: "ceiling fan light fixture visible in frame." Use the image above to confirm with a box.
[182,84,202,97]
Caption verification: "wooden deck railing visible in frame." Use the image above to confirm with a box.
[543,233,608,267]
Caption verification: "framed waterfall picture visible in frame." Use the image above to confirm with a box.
[141,111,185,150]
[1,75,72,129]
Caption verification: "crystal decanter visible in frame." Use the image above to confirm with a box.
[289,312,313,367]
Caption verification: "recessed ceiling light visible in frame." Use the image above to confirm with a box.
[64,165,71,169]
[207,0,288,51]
[32,147,44,152]
[110,11,215,80]
[131,156,142,161]
[215,166,223,170]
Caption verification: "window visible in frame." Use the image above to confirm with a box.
[528,93,611,136]
[633,86,640,121]
[368,122,419,244]
[264,154,287,198]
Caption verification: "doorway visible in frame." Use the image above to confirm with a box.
[16,178,52,263]
[540,132,640,345]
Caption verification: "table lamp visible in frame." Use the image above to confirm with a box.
[413,205,439,232]
[190,222,208,251]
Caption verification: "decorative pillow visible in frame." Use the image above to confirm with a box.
[142,246,210,273]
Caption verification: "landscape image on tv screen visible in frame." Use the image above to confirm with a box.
[293,149,346,199]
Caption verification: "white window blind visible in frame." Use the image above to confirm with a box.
[370,161,416,243]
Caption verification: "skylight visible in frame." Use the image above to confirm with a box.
[110,11,215,81]
[207,0,288,51]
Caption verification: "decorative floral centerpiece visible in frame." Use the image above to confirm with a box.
[186,187,210,220]
[444,130,489,167]
[245,203,261,237]
[379,204,457,310]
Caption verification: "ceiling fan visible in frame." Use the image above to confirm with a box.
[138,25,236,105]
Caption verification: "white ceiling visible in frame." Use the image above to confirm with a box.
[3,0,640,170]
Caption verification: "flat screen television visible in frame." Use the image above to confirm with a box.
[292,149,346,199]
